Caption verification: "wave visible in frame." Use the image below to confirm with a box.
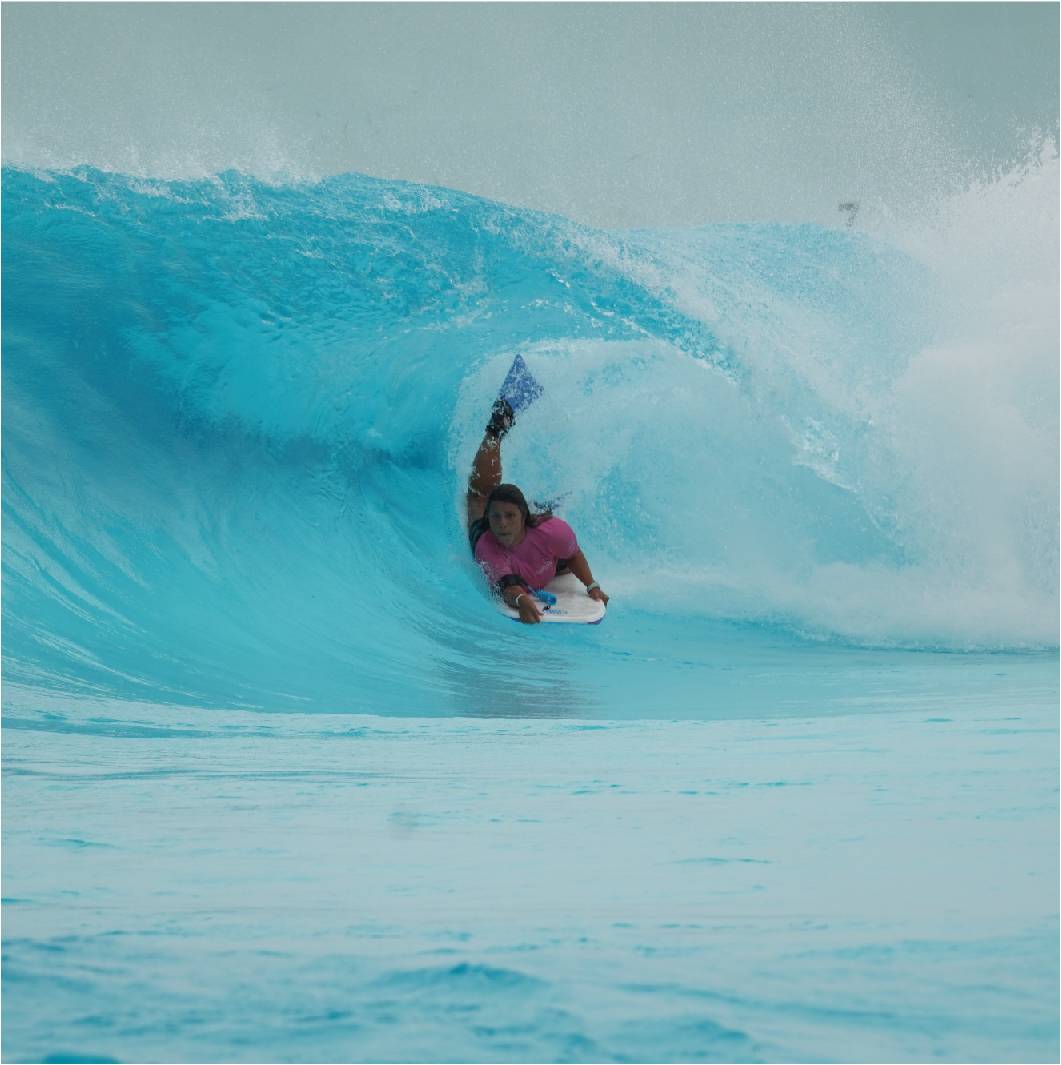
[2,155,1057,714]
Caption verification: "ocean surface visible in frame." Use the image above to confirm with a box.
[2,159,1058,1063]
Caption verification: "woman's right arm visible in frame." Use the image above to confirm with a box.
[499,581,542,624]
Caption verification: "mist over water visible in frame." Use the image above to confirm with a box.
[3,4,1057,227]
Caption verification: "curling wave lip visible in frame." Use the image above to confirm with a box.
[0,158,1056,725]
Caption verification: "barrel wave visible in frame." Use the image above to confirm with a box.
[3,161,1057,717]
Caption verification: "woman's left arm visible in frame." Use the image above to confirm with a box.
[563,549,609,605]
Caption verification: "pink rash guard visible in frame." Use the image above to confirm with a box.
[474,517,579,589]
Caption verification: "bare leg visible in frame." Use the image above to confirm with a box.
[469,434,502,495]
[467,398,514,525]
[467,433,502,525]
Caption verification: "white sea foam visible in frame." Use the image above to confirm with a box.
[453,147,1058,649]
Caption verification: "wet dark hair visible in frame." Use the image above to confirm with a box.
[485,483,552,528]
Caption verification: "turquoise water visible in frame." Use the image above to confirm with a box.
[2,162,1058,1062]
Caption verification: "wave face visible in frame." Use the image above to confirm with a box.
[3,161,1057,715]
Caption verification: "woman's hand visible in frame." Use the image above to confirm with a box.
[516,592,543,624]
[563,551,609,607]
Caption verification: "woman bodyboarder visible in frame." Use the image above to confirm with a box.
[467,396,609,624]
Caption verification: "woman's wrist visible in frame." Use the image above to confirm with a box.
[586,581,600,592]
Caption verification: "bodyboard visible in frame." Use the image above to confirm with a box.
[499,572,606,625]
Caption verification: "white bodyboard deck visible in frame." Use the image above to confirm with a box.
[499,572,606,625]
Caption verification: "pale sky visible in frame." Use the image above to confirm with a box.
[3,2,1057,227]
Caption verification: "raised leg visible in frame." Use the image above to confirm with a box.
[469,434,502,496]
[467,397,514,525]
[467,434,501,526]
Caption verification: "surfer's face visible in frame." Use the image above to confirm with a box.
[488,502,525,546]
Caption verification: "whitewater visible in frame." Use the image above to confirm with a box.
[3,151,1058,1063]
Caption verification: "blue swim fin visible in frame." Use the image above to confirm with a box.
[497,354,544,415]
